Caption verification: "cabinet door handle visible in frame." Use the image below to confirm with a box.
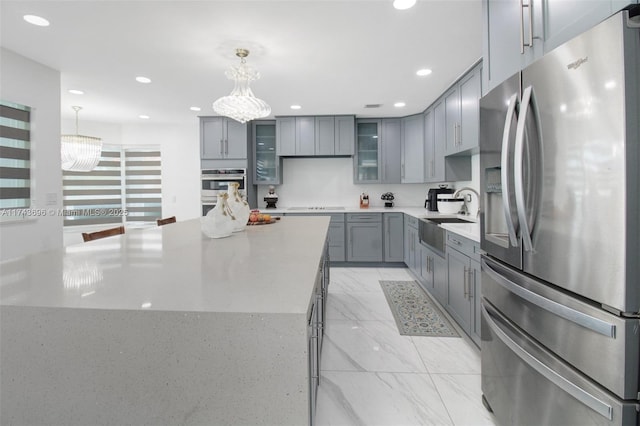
[520,0,533,54]
[463,266,469,298]
[225,139,229,155]
[468,268,474,299]
[220,139,224,156]
[430,160,435,177]
[401,164,405,179]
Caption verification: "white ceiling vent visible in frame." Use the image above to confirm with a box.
[364,104,382,108]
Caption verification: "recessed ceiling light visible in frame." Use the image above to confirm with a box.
[136,76,151,84]
[394,102,406,108]
[290,105,302,110]
[68,89,84,95]
[23,14,50,26]
[139,115,150,119]
[416,68,432,77]
[190,106,201,111]
[393,0,416,10]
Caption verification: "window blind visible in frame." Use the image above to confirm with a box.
[124,149,162,223]
[62,147,123,226]
[0,101,31,210]
[62,145,162,227]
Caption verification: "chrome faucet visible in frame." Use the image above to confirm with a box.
[453,187,480,218]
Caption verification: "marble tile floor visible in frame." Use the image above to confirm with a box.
[315,267,498,426]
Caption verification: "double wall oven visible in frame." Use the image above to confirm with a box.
[201,168,247,216]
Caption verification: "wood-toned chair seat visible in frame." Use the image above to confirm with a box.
[82,225,125,242]
[157,216,176,226]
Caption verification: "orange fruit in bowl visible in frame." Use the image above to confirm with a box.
[263,214,271,222]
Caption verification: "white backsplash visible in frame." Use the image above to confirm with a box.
[255,156,479,211]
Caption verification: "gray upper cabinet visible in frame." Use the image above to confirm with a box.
[315,116,335,156]
[201,117,248,160]
[276,116,313,156]
[426,103,446,182]
[276,117,296,156]
[354,120,380,183]
[381,119,401,184]
[543,0,633,52]
[444,87,460,155]
[252,120,281,185]
[458,65,482,154]
[354,118,400,184]
[484,0,542,93]
[277,115,354,157]
[384,213,404,262]
[483,0,635,92]
[334,115,355,156]
[445,63,482,155]
[401,114,424,183]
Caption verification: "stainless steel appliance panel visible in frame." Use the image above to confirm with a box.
[479,73,522,269]
[519,12,640,313]
[481,302,639,426]
[482,255,639,399]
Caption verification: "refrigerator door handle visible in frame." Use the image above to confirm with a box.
[514,85,535,252]
[501,93,519,246]
[482,258,616,338]
[482,304,614,421]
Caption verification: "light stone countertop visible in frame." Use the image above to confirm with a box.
[0,216,331,313]
[1,216,330,426]
[260,206,481,242]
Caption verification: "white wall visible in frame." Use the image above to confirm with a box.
[255,155,480,210]
[0,48,62,260]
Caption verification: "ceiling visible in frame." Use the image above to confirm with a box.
[0,0,482,126]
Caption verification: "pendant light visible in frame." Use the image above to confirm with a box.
[61,106,102,172]
[212,48,271,123]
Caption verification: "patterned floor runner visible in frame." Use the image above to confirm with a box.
[380,280,460,337]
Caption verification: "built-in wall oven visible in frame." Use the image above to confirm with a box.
[201,168,246,216]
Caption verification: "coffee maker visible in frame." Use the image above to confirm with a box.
[425,185,454,211]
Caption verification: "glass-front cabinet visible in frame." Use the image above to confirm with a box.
[354,120,380,183]
[252,120,281,184]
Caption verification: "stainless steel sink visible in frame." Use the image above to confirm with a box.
[418,217,472,255]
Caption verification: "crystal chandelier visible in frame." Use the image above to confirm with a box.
[213,48,271,123]
[61,106,102,172]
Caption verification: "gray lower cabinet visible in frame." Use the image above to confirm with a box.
[404,215,420,275]
[446,231,482,346]
[420,245,447,307]
[383,213,404,262]
[328,218,346,262]
[346,213,382,262]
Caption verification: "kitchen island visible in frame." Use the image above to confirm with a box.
[0,216,330,426]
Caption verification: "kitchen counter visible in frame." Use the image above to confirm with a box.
[262,206,480,242]
[1,216,330,426]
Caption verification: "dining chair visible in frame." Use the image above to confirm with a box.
[82,225,125,242]
[157,216,177,226]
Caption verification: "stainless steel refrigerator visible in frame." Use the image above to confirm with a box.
[479,10,639,425]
